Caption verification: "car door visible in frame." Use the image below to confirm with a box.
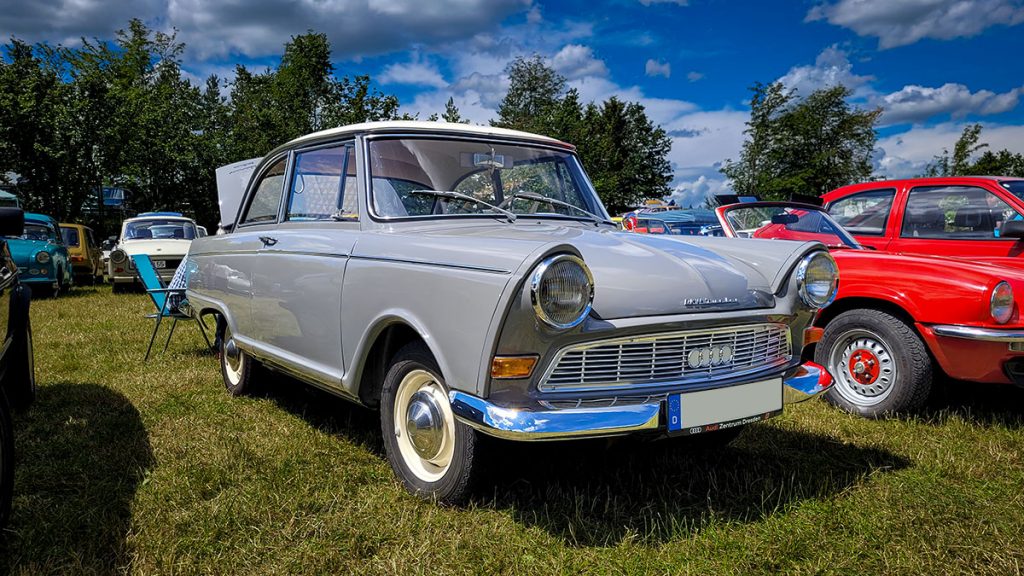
[886,184,1024,258]
[249,142,358,383]
[826,188,897,251]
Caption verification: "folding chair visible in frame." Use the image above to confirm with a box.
[132,254,212,360]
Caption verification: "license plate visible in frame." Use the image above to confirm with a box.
[153,260,166,269]
[667,378,782,435]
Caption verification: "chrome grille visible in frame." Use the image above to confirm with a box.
[540,323,791,392]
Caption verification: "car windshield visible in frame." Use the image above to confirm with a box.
[1001,180,1024,200]
[9,222,56,242]
[61,227,80,246]
[721,205,861,249]
[124,219,197,240]
[367,137,608,222]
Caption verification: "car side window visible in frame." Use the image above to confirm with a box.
[286,143,357,221]
[828,189,895,236]
[241,157,288,225]
[901,185,1022,239]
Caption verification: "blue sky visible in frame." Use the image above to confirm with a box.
[4,0,1024,205]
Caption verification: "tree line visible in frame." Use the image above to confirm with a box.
[0,21,674,233]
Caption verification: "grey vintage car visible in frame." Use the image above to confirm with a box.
[186,121,838,503]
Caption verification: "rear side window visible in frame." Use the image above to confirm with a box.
[828,189,895,236]
[241,157,288,225]
[901,185,1021,239]
[286,143,357,221]
[61,227,80,247]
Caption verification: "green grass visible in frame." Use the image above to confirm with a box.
[2,285,1024,574]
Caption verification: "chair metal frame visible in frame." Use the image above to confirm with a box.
[131,254,212,360]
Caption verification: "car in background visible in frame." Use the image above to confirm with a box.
[623,209,722,236]
[187,121,838,504]
[108,212,199,293]
[823,176,1024,258]
[59,223,103,285]
[716,201,1024,417]
[6,213,72,297]
[0,208,36,526]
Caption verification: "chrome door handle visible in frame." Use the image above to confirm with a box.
[259,236,278,247]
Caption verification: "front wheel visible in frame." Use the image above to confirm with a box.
[380,342,480,504]
[0,392,13,527]
[816,309,932,418]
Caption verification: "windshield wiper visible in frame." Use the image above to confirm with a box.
[410,190,516,223]
[502,190,608,225]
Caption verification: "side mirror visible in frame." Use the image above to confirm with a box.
[999,220,1024,239]
[0,208,24,237]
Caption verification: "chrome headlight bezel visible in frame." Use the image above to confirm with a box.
[34,251,50,264]
[529,254,595,330]
[990,280,1014,324]
[795,251,839,309]
[110,249,127,264]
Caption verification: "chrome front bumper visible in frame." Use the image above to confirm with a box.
[450,362,833,441]
[932,324,1024,342]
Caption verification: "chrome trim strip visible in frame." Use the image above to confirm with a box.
[538,323,792,393]
[349,254,510,274]
[449,390,660,441]
[931,324,1024,343]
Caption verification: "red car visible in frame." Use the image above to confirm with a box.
[822,176,1024,258]
[716,201,1024,417]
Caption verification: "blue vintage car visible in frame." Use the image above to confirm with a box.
[7,213,72,297]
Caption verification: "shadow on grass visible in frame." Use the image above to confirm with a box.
[472,426,909,547]
[920,378,1024,428]
[0,383,154,573]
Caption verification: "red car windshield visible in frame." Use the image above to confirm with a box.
[720,204,862,249]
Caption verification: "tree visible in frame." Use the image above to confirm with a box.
[721,82,881,199]
[924,123,1024,177]
[491,57,673,212]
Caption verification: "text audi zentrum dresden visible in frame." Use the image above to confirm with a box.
[185,121,839,503]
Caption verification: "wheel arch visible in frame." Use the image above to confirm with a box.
[351,316,444,410]
[809,296,937,364]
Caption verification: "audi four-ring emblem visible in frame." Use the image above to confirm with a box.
[687,345,734,368]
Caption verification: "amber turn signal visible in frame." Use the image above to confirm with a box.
[803,326,824,347]
[490,355,538,379]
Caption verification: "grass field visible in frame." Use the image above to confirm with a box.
[1,285,1023,574]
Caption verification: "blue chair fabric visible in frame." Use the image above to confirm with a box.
[132,254,212,360]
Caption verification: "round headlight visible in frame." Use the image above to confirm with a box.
[35,251,50,264]
[110,249,127,264]
[530,254,594,329]
[796,251,838,309]
[991,281,1014,324]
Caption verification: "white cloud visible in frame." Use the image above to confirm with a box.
[670,174,731,207]
[807,0,1024,49]
[777,45,874,96]
[549,44,608,80]
[0,0,163,46]
[878,83,1024,125]
[663,110,748,171]
[379,55,448,88]
[875,122,1024,177]
[686,71,703,82]
[645,59,671,78]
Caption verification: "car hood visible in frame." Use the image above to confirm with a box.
[6,239,57,263]
[118,239,192,258]
[360,221,818,319]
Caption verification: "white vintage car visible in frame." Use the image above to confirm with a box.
[108,212,199,293]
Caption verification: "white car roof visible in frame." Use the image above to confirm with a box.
[282,121,573,150]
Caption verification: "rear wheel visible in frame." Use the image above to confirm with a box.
[4,319,35,412]
[219,326,260,396]
[0,392,13,527]
[381,342,480,504]
[816,309,932,417]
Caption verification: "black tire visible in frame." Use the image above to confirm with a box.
[111,282,127,294]
[0,391,13,527]
[816,309,932,418]
[380,342,480,505]
[4,319,35,412]
[219,326,260,396]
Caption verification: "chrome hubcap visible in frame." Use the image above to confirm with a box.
[406,390,444,459]
[830,329,897,406]
[223,336,243,385]
[394,369,455,483]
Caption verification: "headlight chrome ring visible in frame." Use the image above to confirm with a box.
[530,254,595,330]
[795,251,839,309]
[991,281,1014,324]
[110,249,127,264]
[35,251,50,264]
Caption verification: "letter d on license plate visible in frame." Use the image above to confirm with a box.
[667,378,782,435]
